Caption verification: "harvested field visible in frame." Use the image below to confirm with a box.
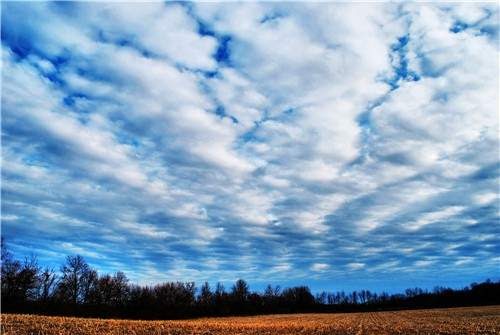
[2,305,500,335]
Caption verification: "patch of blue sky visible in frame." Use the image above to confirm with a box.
[214,36,232,66]
[386,34,421,89]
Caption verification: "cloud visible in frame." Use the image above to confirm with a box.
[406,206,465,231]
[311,263,330,272]
[473,192,498,206]
[347,263,365,271]
[1,2,498,290]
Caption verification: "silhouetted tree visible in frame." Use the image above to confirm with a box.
[2,240,500,319]
[231,279,249,313]
[37,267,57,301]
[1,251,40,304]
[198,281,213,312]
[263,284,280,311]
[112,271,130,306]
[349,291,359,305]
[215,282,226,298]
[315,291,327,304]
[282,286,315,311]
[56,255,95,305]
[405,287,424,298]
[87,272,128,308]
[232,279,249,301]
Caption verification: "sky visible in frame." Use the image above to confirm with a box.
[1,2,499,293]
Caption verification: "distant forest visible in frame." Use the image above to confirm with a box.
[2,239,499,319]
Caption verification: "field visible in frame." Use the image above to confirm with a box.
[2,305,500,335]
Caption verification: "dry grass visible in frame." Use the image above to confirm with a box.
[2,305,500,335]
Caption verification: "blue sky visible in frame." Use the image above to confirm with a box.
[1,2,499,293]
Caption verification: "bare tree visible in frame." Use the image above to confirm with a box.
[215,282,225,297]
[57,255,95,304]
[38,267,57,301]
[198,281,213,306]
[1,241,40,303]
[264,284,280,298]
[231,279,249,302]
[111,271,129,306]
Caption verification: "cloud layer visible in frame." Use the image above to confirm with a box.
[1,2,499,291]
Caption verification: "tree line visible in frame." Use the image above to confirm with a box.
[2,240,499,319]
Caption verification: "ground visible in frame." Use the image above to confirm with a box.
[2,305,500,335]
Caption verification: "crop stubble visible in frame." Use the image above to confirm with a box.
[2,305,499,335]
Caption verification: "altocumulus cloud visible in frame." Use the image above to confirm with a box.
[1,2,499,291]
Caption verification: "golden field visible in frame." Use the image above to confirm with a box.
[2,305,500,335]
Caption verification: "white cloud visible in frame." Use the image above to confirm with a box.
[347,262,365,270]
[311,263,329,272]
[406,206,465,231]
[80,3,218,70]
[271,263,292,273]
[414,260,436,268]
[473,192,498,206]
[1,2,498,285]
